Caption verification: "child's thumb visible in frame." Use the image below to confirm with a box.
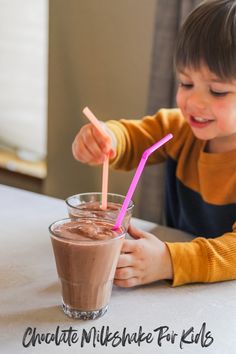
[127,224,146,240]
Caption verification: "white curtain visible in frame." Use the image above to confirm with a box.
[0,0,48,161]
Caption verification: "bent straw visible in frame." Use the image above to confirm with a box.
[82,106,109,210]
[113,133,173,230]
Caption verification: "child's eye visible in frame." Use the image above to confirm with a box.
[179,82,193,89]
[210,89,228,97]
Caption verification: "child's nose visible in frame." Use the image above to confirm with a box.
[187,91,207,111]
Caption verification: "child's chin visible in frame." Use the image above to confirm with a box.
[190,128,213,141]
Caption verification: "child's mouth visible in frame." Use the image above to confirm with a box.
[189,116,214,128]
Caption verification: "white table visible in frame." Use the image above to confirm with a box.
[1,184,236,354]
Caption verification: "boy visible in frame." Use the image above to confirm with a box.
[72,0,236,287]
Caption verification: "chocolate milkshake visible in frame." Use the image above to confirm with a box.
[49,217,125,320]
[65,192,134,230]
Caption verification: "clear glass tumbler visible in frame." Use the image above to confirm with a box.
[65,192,134,230]
[49,217,125,320]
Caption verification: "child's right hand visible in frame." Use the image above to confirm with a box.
[72,123,116,165]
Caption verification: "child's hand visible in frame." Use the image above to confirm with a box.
[72,123,116,165]
[114,224,173,287]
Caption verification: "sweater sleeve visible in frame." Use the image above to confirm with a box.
[166,222,236,286]
[106,108,184,171]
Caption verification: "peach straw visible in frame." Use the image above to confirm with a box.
[113,133,173,230]
[82,106,109,210]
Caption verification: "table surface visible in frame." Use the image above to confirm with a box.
[1,184,236,354]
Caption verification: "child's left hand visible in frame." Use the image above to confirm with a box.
[114,224,173,287]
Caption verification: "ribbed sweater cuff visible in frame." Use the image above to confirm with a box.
[166,240,209,286]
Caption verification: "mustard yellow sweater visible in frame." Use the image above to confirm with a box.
[106,108,236,286]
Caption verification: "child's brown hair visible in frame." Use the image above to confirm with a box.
[174,0,236,80]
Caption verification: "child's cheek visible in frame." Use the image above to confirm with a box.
[213,100,234,131]
[176,90,183,109]
[213,100,227,118]
[176,90,186,115]
[214,100,226,112]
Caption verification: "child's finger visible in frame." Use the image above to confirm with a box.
[73,135,101,164]
[91,125,113,155]
[127,224,149,240]
[115,265,134,280]
[72,138,90,162]
[116,253,133,268]
[109,149,116,159]
[114,277,138,288]
[81,129,106,161]
[120,239,138,253]
[72,125,106,164]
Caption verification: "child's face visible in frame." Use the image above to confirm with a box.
[176,64,236,152]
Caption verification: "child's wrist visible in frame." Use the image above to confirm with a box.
[162,243,173,280]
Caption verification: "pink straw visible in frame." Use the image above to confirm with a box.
[82,106,109,210]
[113,133,173,230]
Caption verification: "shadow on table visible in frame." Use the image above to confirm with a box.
[151,225,193,242]
[129,219,193,243]
[38,281,60,295]
[0,305,70,328]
